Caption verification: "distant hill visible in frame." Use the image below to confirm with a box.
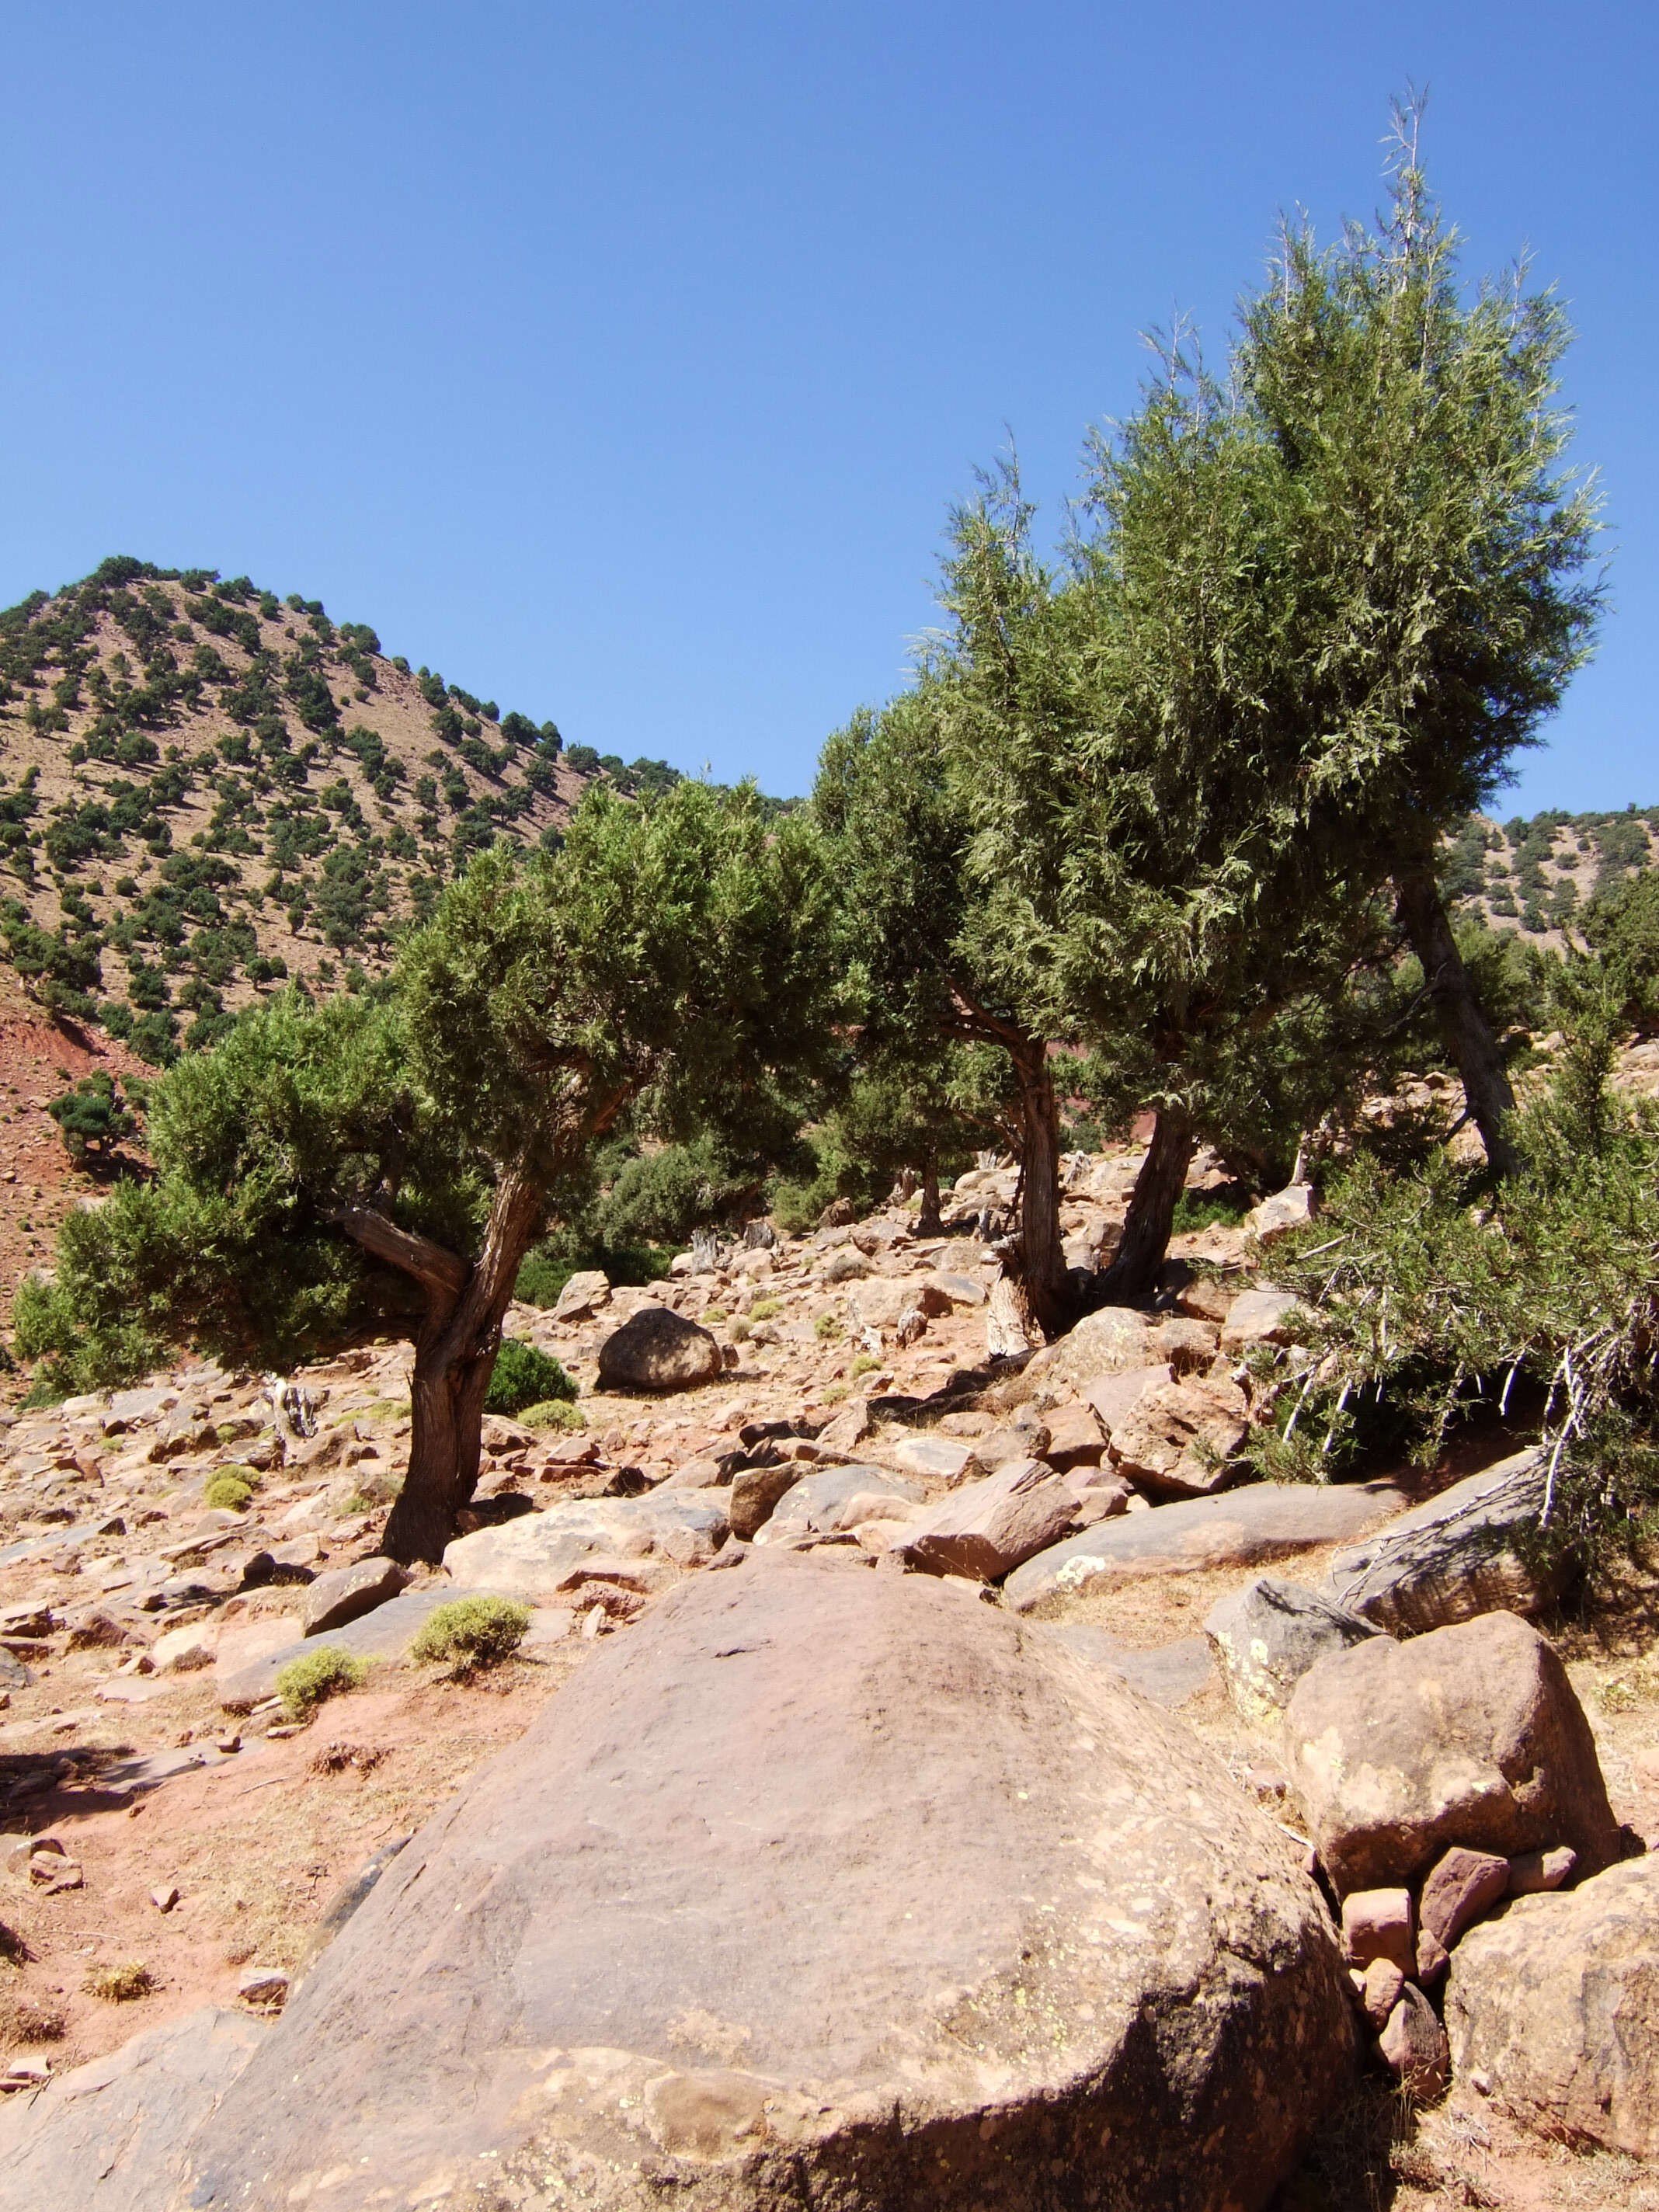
[0,558,712,1061]
[1445,804,1658,943]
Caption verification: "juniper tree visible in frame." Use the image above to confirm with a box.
[18,781,837,1561]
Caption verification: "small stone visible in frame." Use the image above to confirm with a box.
[215,1732,242,1755]
[238,1967,289,2009]
[5,1834,59,1876]
[1359,1956,1405,2029]
[266,1723,302,1739]
[1507,1845,1575,1895]
[1415,1925,1450,1985]
[1378,1983,1449,2098]
[1419,1846,1510,1952]
[150,1883,180,1913]
[1341,1888,1414,1972]
[33,1856,82,1892]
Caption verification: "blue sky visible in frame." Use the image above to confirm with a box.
[1,3,1652,811]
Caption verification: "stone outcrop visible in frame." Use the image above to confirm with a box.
[442,1489,730,1601]
[1283,1611,1622,1896]
[896,1457,1076,1582]
[1321,1450,1569,1634]
[1003,1479,1407,1612]
[171,1553,1355,2210]
[298,1555,408,1636]
[1445,1854,1659,2157]
[751,1462,923,1545]
[596,1307,723,1392]
[1107,1375,1250,1498]
[1204,1575,1386,1723]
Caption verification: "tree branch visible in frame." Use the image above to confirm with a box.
[333,1208,470,1299]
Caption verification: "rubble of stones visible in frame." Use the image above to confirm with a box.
[0,1140,1651,2168]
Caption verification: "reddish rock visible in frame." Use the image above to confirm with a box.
[1358,1956,1405,2029]
[1285,1612,1621,1896]
[1341,1888,1414,1973]
[1083,1362,1173,1435]
[1419,1847,1510,1953]
[1507,1845,1576,1895]
[1108,1376,1250,1499]
[1042,1400,1106,1469]
[897,1457,1077,1583]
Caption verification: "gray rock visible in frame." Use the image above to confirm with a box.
[1378,1982,1449,2098]
[1445,1854,1659,2157]
[300,1556,409,1636]
[174,1552,1354,2210]
[552,1268,610,1323]
[1322,1449,1570,1633]
[1003,1479,1407,1612]
[1038,1621,1216,1709]
[0,2005,266,2212]
[596,1307,722,1392]
[442,1489,729,1601]
[753,1462,925,1545]
[1204,1576,1387,1723]
[1032,1307,1219,1393]
[897,1458,1076,1582]
[1283,1610,1622,1897]
[1219,1287,1309,1355]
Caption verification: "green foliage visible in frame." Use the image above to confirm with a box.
[203,1471,255,1511]
[1247,1042,1659,1574]
[409,1595,530,1671]
[275,1645,367,1718]
[1169,1188,1250,1233]
[516,1396,585,1431]
[1581,871,1659,1035]
[47,1072,136,1163]
[483,1339,575,1414]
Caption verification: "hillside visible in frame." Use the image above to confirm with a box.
[1446,802,1658,941]
[0,557,651,1060]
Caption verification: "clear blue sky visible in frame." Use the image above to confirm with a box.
[2,3,1651,811]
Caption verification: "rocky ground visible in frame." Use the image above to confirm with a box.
[0,1145,1652,2207]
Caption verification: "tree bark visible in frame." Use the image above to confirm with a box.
[1395,864,1518,1178]
[340,1163,546,1566]
[1010,1043,1069,1337]
[1097,1101,1196,1304]
[915,1149,942,1237]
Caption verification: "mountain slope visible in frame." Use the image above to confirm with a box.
[0,557,607,1059]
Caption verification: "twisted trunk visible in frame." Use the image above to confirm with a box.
[1395,864,1518,1178]
[339,1163,546,1565]
[1010,1042,1069,1338]
[1097,1101,1195,1304]
[915,1149,943,1238]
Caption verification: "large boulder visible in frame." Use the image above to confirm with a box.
[1027,1308,1218,1397]
[172,1552,1355,2210]
[1284,1611,1622,1897]
[299,1555,409,1636]
[1321,1449,1570,1633]
[1003,1479,1407,1612]
[442,1489,729,1601]
[1445,1854,1659,2157]
[1204,1576,1387,1724]
[751,1462,924,1545]
[1108,1376,1250,1499]
[896,1457,1076,1582]
[597,1307,722,1392]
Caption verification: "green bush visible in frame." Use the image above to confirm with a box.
[485,1338,576,1414]
[47,1071,136,1163]
[203,1470,255,1511]
[749,1298,781,1321]
[274,1645,366,1719]
[516,1397,585,1431]
[409,1595,530,1671]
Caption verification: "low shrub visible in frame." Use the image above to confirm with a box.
[728,1314,752,1341]
[850,1352,881,1378]
[409,1595,530,1672]
[86,1961,154,2002]
[274,1645,366,1720]
[748,1298,781,1322]
[516,1397,585,1432]
[203,1470,255,1511]
[485,1339,576,1415]
[813,1313,842,1340]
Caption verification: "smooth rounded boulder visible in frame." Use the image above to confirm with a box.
[1284,1610,1621,1897]
[597,1306,723,1391]
[176,1550,1354,2210]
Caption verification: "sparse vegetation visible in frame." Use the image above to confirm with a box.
[409,1595,531,1672]
[85,1961,155,2002]
[274,1646,367,1719]
[484,1339,576,1416]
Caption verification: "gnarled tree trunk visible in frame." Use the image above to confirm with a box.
[1395,864,1518,1180]
[339,1162,546,1565]
[1097,1101,1195,1304]
[1010,1041,1069,1338]
[915,1148,943,1238]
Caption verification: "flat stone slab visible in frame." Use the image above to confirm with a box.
[0,2005,267,2212]
[1003,1479,1408,1612]
[1038,1622,1216,1709]
[442,1489,729,1602]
